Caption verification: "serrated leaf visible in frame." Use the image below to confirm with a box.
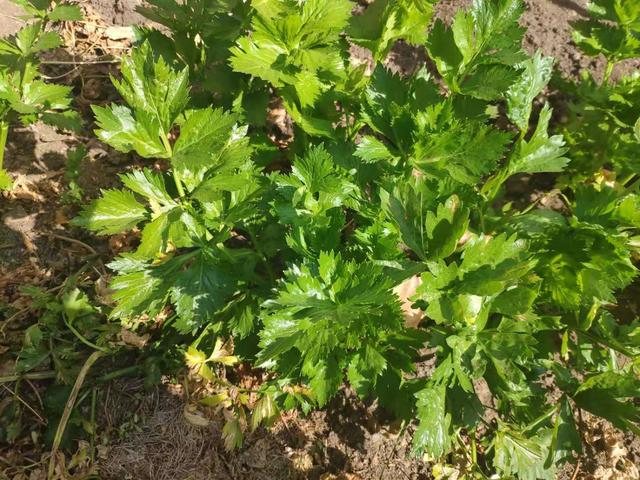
[382,180,470,260]
[120,168,175,208]
[548,397,581,466]
[73,189,148,235]
[427,0,526,96]
[354,135,396,163]
[494,427,555,480]
[306,357,342,407]
[508,104,569,175]
[415,119,512,185]
[92,104,167,158]
[349,0,435,61]
[574,371,640,433]
[170,250,236,333]
[171,107,242,181]
[222,417,243,451]
[459,64,519,100]
[16,24,61,55]
[413,383,452,458]
[113,41,189,133]
[259,252,404,406]
[41,110,82,132]
[229,0,350,108]
[572,2,640,62]
[109,260,173,320]
[48,5,83,21]
[507,51,554,131]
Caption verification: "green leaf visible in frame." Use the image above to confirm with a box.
[522,218,637,309]
[460,64,520,100]
[15,24,61,55]
[349,0,435,61]
[508,104,569,175]
[273,145,357,255]
[73,189,148,235]
[92,105,167,158]
[354,135,396,163]
[113,41,189,133]
[303,357,342,407]
[427,0,526,97]
[416,233,537,327]
[259,251,405,406]
[548,397,582,466]
[32,31,62,53]
[120,168,175,207]
[48,5,83,21]
[572,1,640,61]
[108,255,175,319]
[170,250,236,333]
[382,182,470,260]
[171,108,246,186]
[0,168,13,190]
[494,426,555,480]
[62,289,95,323]
[41,110,82,132]
[10,0,51,16]
[414,119,512,184]
[229,0,351,108]
[413,383,452,458]
[507,51,554,131]
[574,371,640,433]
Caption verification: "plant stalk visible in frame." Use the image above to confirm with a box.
[162,133,186,198]
[0,371,57,383]
[48,351,103,479]
[0,120,8,171]
[603,61,615,85]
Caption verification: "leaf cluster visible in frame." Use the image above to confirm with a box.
[73,0,640,478]
[0,0,82,189]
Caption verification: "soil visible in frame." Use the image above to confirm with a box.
[99,386,430,480]
[1,1,639,479]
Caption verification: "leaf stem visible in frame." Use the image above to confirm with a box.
[162,133,186,198]
[0,370,57,383]
[602,61,614,85]
[48,351,103,479]
[0,119,8,171]
[62,313,110,353]
[246,225,276,284]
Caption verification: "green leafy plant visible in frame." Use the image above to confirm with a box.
[74,42,267,335]
[0,0,82,189]
[556,0,640,182]
[134,0,256,109]
[73,0,640,478]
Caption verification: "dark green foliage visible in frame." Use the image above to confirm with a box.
[72,0,640,477]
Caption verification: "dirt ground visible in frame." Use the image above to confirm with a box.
[1,0,639,479]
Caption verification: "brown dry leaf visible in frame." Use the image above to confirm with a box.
[9,175,46,203]
[54,209,69,225]
[95,275,115,306]
[182,404,210,427]
[290,451,314,472]
[120,328,150,348]
[393,275,424,328]
[104,26,134,40]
